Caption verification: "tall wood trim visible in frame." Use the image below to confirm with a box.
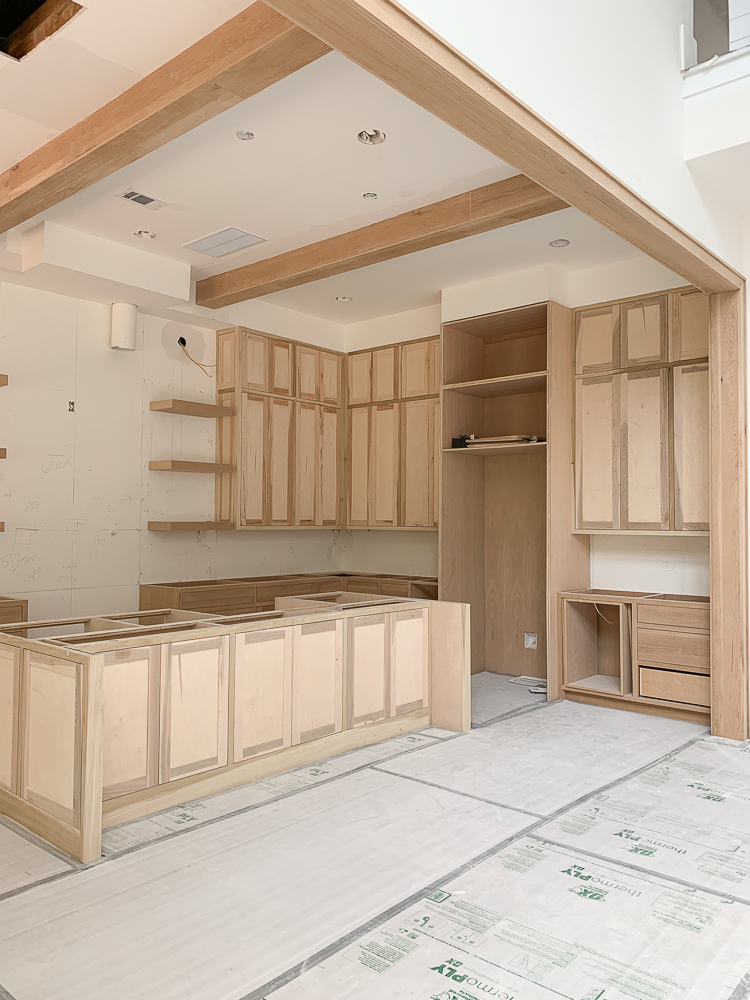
[0,3,330,234]
[710,291,748,740]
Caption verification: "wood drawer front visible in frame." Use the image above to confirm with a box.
[640,667,710,708]
[637,627,709,670]
[343,577,380,594]
[379,581,410,598]
[256,580,321,603]
[637,602,709,630]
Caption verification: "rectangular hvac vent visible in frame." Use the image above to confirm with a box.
[120,190,167,211]
[183,228,266,257]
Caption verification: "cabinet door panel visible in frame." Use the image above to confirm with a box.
[241,331,268,392]
[621,296,667,369]
[296,345,320,401]
[401,398,431,526]
[575,306,619,374]
[621,369,669,530]
[292,620,343,744]
[269,339,293,396]
[295,402,319,525]
[160,636,228,782]
[672,290,709,362]
[102,646,159,800]
[216,330,236,390]
[319,406,341,525]
[241,393,266,525]
[370,403,399,526]
[321,352,342,404]
[430,397,440,527]
[0,644,19,792]
[268,397,293,525]
[391,608,428,715]
[348,406,370,526]
[215,391,234,525]
[576,376,619,529]
[428,338,441,395]
[347,614,388,727]
[373,346,399,400]
[674,363,709,530]
[401,341,430,398]
[234,628,291,761]
[348,352,371,405]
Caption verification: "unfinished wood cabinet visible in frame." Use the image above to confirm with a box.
[674,363,709,531]
[401,397,437,527]
[267,397,294,525]
[620,295,668,369]
[319,406,341,525]
[234,627,292,761]
[575,305,619,375]
[576,375,619,530]
[240,392,267,526]
[291,619,343,744]
[348,405,370,526]
[320,352,342,405]
[672,290,709,362]
[428,338,441,394]
[562,595,632,697]
[391,607,429,715]
[294,401,319,526]
[348,351,371,405]
[216,330,236,391]
[296,344,320,401]
[101,647,159,801]
[401,340,431,397]
[372,346,399,401]
[346,614,389,727]
[370,403,399,526]
[269,339,294,396]
[620,368,669,531]
[215,392,234,525]
[160,636,229,782]
[241,330,269,392]
[0,644,19,792]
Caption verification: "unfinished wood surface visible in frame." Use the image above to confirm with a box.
[196,175,567,307]
[484,332,547,380]
[0,644,19,792]
[429,600,470,730]
[234,627,292,761]
[575,305,619,375]
[400,340,430,398]
[150,399,229,418]
[241,392,267,525]
[216,329,236,391]
[621,296,668,369]
[0,3,330,233]
[0,597,28,626]
[2,0,82,60]
[636,598,710,630]
[442,324,486,386]
[637,627,710,671]
[620,368,669,531]
[347,404,370,525]
[294,401,319,525]
[268,397,294,525]
[484,450,547,677]
[149,460,232,473]
[430,397,440,528]
[291,620,343,744]
[673,363,709,531]
[269,339,294,396]
[215,391,235,526]
[401,398,432,527]
[710,291,747,740]
[369,403,399,526]
[428,338,441,394]
[372,346,399,401]
[148,521,233,531]
[101,647,159,800]
[160,636,229,782]
[640,667,710,707]
[241,330,269,392]
[321,351,342,405]
[672,290,710,362]
[348,351,371,405]
[319,406,341,525]
[391,607,428,715]
[346,614,389,727]
[576,375,619,529]
[296,344,320,401]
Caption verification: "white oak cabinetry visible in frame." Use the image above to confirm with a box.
[346,337,440,529]
[216,327,345,528]
[574,289,709,534]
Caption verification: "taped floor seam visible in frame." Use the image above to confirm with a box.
[370,766,545,818]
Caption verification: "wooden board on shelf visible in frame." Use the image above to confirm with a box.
[443,372,547,398]
[150,399,229,418]
[149,461,232,473]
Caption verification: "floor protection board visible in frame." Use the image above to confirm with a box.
[272,837,750,1000]
[539,736,750,901]
[471,671,546,724]
[0,822,72,897]
[0,768,533,1000]
[379,701,707,816]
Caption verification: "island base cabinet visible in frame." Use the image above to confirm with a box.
[234,628,292,762]
[102,647,159,801]
[391,608,429,716]
[292,620,343,744]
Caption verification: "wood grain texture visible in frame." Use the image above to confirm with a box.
[620,368,669,531]
[575,375,619,529]
[196,175,566,307]
[429,601,470,731]
[673,363,709,531]
[369,403,399,526]
[3,0,82,60]
[640,667,710,707]
[151,399,230,418]
[575,306,619,374]
[620,296,668,369]
[0,3,330,233]
[672,290,710,362]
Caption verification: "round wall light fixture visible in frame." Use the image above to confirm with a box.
[549,238,570,248]
[236,130,254,140]
[134,230,156,240]
[357,129,386,145]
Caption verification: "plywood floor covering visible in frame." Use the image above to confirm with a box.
[1,685,749,1000]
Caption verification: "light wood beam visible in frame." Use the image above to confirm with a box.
[0,3,330,235]
[265,0,743,295]
[196,175,567,308]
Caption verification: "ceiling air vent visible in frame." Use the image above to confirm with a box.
[183,228,266,258]
[120,190,167,211]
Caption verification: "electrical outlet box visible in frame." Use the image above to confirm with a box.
[524,632,538,650]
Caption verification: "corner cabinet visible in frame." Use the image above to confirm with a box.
[574,288,709,535]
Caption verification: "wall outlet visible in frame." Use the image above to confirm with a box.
[524,632,538,650]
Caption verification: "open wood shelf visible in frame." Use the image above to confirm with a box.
[149,461,232,474]
[148,521,233,531]
[0,449,6,459]
[565,675,622,695]
[442,372,547,398]
[443,441,546,457]
[0,375,7,387]
[150,399,231,418]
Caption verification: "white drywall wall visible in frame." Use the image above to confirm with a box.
[344,304,441,351]
[590,535,710,596]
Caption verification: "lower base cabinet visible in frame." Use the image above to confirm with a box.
[234,627,292,761]
[292,619,344,744]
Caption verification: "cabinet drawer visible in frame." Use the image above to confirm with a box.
[256,580,321,603]
[343,577,380,594]
[637,602,709,630]
[640,667,710,707]
[378,581,410,598]
[637,627,709,670]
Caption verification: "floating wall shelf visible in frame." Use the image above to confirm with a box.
[148,521,233,531]
[149,460,232,474]
[150,399,232,418]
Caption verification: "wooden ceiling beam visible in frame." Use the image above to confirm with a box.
[0,2,331,235]
[195,174,567,308]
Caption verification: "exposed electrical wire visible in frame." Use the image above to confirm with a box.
[178,336,216,377]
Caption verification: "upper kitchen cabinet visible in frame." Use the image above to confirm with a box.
[241,331,269,392]
[348,351,372,405]
[672,290,709,362]
[620,295,668,369]
[575,305,619,375]
[372,347,399,401]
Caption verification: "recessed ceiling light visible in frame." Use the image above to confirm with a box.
[336,295,353,302]
[357,129,386,145]
[236,130,254,140]
[363,192,378,199]
[134,230,156,240]
[549,238,570,248]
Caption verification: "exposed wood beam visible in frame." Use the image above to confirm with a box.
[0,2,330,235]
[2,0,83,60]
[265,0,743,295]
[196,174,567,308]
